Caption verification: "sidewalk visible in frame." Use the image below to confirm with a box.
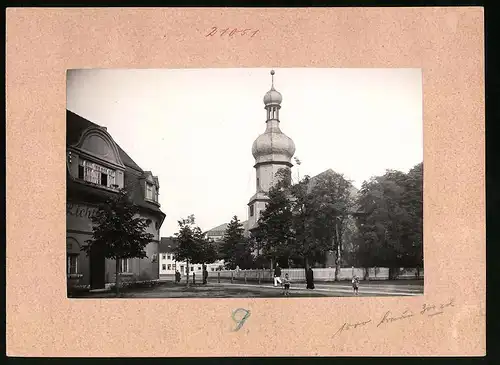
[216,281,423,296]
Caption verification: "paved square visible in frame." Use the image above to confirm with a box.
[73,280,423,298]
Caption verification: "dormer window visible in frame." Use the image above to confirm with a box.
[146,182,155,201]
[78,159,116,188]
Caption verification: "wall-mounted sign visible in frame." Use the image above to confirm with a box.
[67,203,99,219]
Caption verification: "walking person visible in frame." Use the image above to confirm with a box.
[273,263,282,287]
[306,267,315,289]
[175,270,181,284]
[352,275,360,295]
[282,273,291,296]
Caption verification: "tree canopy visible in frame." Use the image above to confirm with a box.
[220,215,253,269]
[83,188,154,294]
[83,188,154,261]
[353,162,423,272]
[252,168,356,275]
[174,215,218,278]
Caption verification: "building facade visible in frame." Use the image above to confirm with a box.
[158,237,224,277]
[66,110,165,290]
[248,70,296,231]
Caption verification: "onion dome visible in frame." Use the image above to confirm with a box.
[263,70,282,105]
[252,70,295,165]
[252,131,296,164]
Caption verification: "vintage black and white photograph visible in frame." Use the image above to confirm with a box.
[66,68,423,298]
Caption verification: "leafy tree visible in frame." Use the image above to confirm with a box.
[354,163,423,278]
[220,215,255,269]
[220,215,245,269]
[83,188,154,295]
[253,168,295,266]
[173,215,199,287]
[174,215,219,286]
[401,162,423,275]
[288,174,318,272]
[196,237,218,266]
[307,171,356,280]
[253,168,355,277]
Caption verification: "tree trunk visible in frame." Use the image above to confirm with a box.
[304,256,309,279]
[186,260,190,287]
[334,237,341,282]
[115,258,120,296]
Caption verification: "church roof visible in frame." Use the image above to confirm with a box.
[206,223,229,234]
[206,220,249,238]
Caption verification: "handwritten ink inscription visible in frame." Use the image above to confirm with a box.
[232,308,251,332]
[377,309,415,327]
[333,319,372,337]
[333,298,455,338]
[205,27,259,38]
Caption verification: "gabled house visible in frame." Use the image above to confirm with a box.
[66,110,166,290]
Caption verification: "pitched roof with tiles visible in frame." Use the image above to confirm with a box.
[66,110,165,218]
[159,237,178,253]
[67,110,143,172]
[205,220,249,238]
[206,223,229,235]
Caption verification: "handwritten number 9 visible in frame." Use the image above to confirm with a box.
[232,308,250,331]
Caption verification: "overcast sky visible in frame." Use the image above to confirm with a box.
[67,68,422,236]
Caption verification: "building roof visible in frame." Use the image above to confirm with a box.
[66,109,143,172]
[206,222,229,235]
[66,110,165,218]
[159,237,178,253]
[206,220,249,237]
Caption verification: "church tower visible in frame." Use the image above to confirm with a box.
[247,70,296,231]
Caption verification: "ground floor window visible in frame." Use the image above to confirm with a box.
[162,264,166,270]
[67,254,78,274]
[180,265,184,273]
[119,258,129,273]
[167,264,171,270]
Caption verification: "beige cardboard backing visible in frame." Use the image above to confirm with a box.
[6,7,485,357]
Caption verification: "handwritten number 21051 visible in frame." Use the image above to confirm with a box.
[206,27,259,38]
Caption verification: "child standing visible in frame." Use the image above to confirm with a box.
[352,275,360,295]
[283,273,291,296]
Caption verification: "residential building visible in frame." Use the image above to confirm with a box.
[158,237,224,278]
[66,110,165,290]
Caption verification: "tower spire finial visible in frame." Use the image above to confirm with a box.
[270,69,275,88]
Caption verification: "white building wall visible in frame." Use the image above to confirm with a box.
[158,253,224,275]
